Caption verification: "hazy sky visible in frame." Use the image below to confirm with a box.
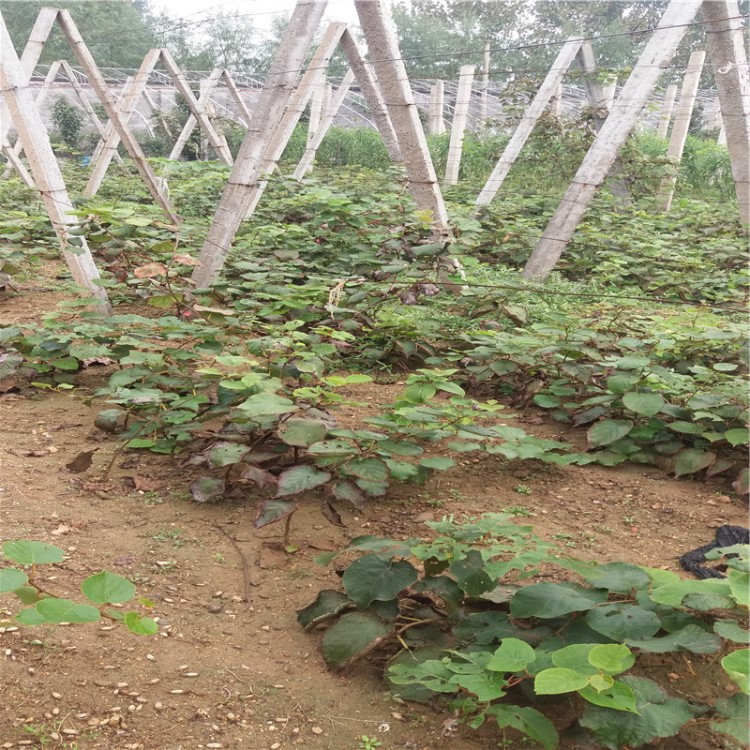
[153,0,361,31]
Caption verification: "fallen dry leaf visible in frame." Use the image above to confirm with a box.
[66,449,98,473]
[124,475,163,492]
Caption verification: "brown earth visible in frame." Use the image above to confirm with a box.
[0,284,747,750]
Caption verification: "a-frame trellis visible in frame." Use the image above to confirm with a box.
[522,0,749,280]
[2,0,746,303]
[473,38,630,212]
[191,0,451,288]
[0,11,110,312]
[2,58,126,187]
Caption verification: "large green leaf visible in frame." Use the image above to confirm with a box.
[403,383,436,403]
[485,705,558,750]
[587,420,634,448]
[321,611,392,670]
[583,562,651,594]
[346,458,389,483]
[189,476,225,503]
[485,638,536,673]
[714,619,750,644]
[207,441,249,468]
[0,568,28,592]
[510,582,608,619]
[627,624,721,654]
[673,448,716,477]
[81,571,136,605]
[276,466,331,496]
[622,392,665,417]
[237,393,297,418]
[124,611,158,635]
[342,554,418,608]
[253,499,298,528]
[35,597,101,623]
[711,694,750,744]
[450,549,495,596]
[535,668,589,694]
[3,541,64,565]
[586,604,661,641]
[722,649,749,693]
[578,681,639,714]
[278,418,328,448]
[297,590,353,630]
[580,676,696,749]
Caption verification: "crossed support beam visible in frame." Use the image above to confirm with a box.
[522,0,749,281]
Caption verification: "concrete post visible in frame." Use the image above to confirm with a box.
[0,13,110,312]
[480,40,490,124]
[294,69,355,179]
[355,0,451,237]
[549,81,563,116]
[170,69,222,161]
[191,0,329,289]
[656,83,679,138]
[444,65,475,186]
[703,0,750,228]
[428,80,446,134]
[339,28,401,163]
[475,38,583,212]
[522,0,703,282]
[658,50,706,211]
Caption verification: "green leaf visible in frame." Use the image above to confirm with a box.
[276,466,331,496]
[714,619,750,644]
[347,458,389,483]
[253,499,297,528]
[606,373,640,395]
[588,644,635,674]
[451,671,507,701]
[3,541,65,565]
[418,456,455,471]
[124,611,158,635]
[724,428,749,447]
[579,681,639,713]
[189,476,225,503]
[12,585,40,604]
[583,562,651,594]
[16,607,47,625]
[587,420,634,447]
[331,480,366,510]
[580,676,696,749]
[586,604,661,641]
[450,549,495,596]
[622,392,665,417]
[627,624,721,654]
[278,418,328,448]
[486,638,536,673]
[237,393,297,418]
[403,383,436,403]
[535,667,590,694]
[485,705,558,750]
[321,611,392,670]
[35,597,101,623]
[533,394,560,408]
[207,441,249,468]
[722,649,749,693]
[297,590,353,630]
[342,554,418,608]
[0,568,28,592]
[673,448,716,477]
[711,693,750,744]
[510,582,608,618]
[668,421,705,434]
[81,571,136,604]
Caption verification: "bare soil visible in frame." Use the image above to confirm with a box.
[0,285,747,750]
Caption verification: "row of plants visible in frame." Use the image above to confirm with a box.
[0,174,746,494]
[298,513,749,749]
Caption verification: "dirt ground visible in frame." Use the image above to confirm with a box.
[0,285,748,750]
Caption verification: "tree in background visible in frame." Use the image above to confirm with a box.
[0,0,159,68]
